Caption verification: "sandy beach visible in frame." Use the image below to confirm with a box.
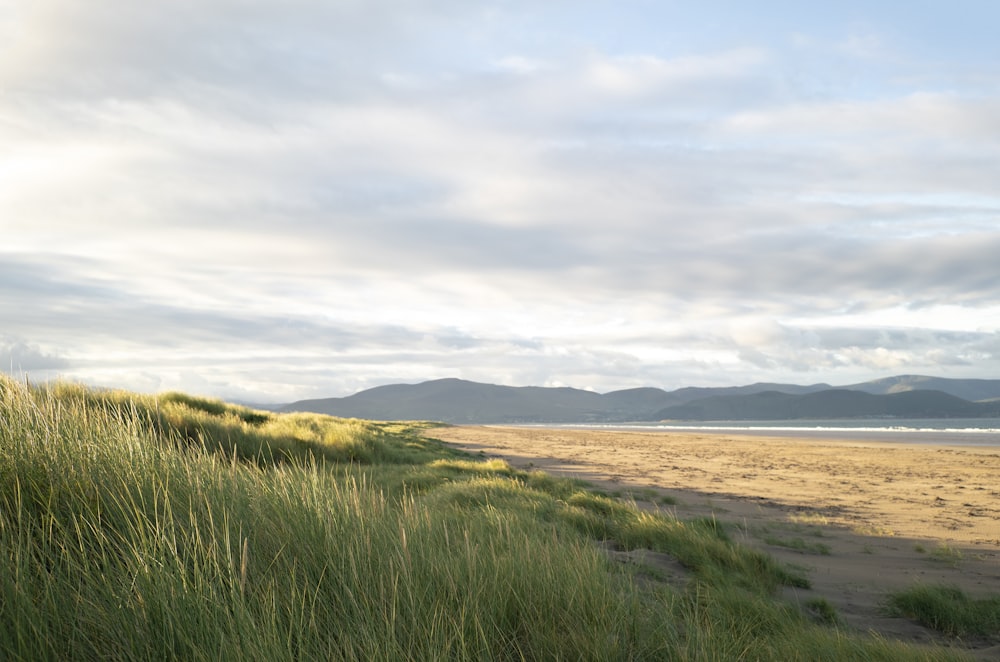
[427,425,1000,657]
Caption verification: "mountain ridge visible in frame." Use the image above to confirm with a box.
[652,388,997,421]
[281,375,1000,423]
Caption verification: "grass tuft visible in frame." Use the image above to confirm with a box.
[886,584,1000,638]
[805,597,841,626]
[927,542,964,567]
[762,535,833,556]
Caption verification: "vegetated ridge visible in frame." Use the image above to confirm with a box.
[282,375,1000,423]
[5,376,975,659]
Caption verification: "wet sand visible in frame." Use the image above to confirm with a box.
[427,425,1000,658]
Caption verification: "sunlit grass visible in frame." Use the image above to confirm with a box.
[851,522,896,537]
[788,512,831,526]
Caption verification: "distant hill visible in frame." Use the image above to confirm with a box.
[281,375,1000,423]
[652,389,1000,421]
[840,375,1000,402]
[283,378,608,423]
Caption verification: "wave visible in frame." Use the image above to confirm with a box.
[648,424,1000,434]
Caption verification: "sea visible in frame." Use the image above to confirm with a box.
[540,418,1000,446]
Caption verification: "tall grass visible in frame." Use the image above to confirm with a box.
[886,584,1000,638]
[0,377,969,660]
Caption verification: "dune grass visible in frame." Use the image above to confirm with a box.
[886,584,1000,638]
[0,376,971,660]
[761,534,833,556]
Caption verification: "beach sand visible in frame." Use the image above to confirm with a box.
[427,425,1000,658]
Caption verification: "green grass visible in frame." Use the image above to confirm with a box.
[805,597,841,626]
[762,535,833,556]
[0,376,972,660]
[915,542,965,568]
[928,542,964,567]
[886,584,1000,638]
[752,521,832,556]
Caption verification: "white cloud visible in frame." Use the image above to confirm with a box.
[492,55,547,75]
[0,337,68,373]
[581,49,768,98]
[2,1,1000,400]
[836,30,888,60]
[720,93,1000,145]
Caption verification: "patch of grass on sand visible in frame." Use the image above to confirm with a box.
[788,512,831,526]
[886,584,1000,638]
[761,535,832,556]
[928,542,964,567]
[852,522,896,537]
[752,522,830,555]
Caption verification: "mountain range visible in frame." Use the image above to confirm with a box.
[280,375,1000,423]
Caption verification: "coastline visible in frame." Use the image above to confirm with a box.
[514,421,1000,446]
[427,425,1000,655]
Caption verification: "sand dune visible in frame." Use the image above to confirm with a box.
[428,426,1000,658]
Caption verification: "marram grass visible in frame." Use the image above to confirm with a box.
[886,584,1000,638]
[0,377,971,660]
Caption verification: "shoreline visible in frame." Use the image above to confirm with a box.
[426,425,1000,655]
[501,422,1000,446]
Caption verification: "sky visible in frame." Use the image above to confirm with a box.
[2,1,999,403]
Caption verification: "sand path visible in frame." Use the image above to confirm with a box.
[427,425,1000,658]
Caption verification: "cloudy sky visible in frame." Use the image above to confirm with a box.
[3,1,999,402]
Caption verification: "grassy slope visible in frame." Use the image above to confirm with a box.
[0,377,971,660]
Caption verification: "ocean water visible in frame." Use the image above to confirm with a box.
[545,418,1000,446]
